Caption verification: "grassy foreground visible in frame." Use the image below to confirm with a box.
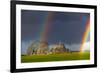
[21,52,90,63]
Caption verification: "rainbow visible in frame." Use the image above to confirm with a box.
[80,17,90,52]
[39,12,53,42]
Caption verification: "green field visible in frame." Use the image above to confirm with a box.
[21,52,90,63]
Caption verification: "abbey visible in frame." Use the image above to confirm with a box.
[27,41,70,55]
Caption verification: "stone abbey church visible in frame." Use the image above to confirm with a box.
[27,41,70,55]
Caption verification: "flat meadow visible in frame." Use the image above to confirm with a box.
[21,51,90,63]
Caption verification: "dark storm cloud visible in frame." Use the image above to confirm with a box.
[46,12,90,44]
[21,10,48,40]
[21,10,90,44]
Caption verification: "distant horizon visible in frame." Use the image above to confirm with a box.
[21,40,90,54]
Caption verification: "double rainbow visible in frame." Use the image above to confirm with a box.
[38,12,90,52]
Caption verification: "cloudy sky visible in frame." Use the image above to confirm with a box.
[21,10,90,54]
